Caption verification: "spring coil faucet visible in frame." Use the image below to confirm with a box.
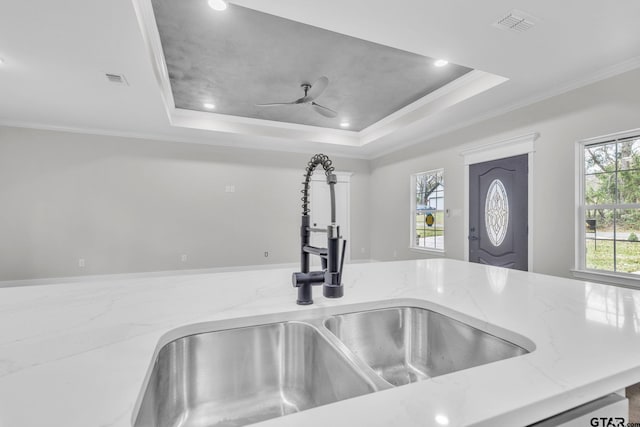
[292,154,346,305]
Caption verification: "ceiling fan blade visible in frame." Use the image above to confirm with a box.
[305,76,329,101]
[255,102,297,107]
[311,102,337,118]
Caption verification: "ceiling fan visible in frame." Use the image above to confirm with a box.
[256,76,338,118]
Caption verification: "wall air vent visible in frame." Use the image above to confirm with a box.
[494,10,537,33]
[105,73,128,85]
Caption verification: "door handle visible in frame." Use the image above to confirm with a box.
[468,235,479,241]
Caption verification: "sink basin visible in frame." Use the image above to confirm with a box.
[325,307,528,386]
[133,301,532,426]
[134,321,376,427]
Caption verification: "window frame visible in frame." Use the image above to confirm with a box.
[410,168,445,254]
[574,128,640,287]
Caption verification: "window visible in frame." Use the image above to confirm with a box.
[578,132,640,276]
[410,169,444,251]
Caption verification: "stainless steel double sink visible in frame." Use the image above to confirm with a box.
[133,300,532,427]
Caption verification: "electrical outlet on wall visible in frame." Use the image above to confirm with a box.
[225,185,235,193]
[264,251,269,257]
[181,254,188,263]
[78,258,85,268]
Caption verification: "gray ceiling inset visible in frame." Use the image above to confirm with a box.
[151,0,472,131]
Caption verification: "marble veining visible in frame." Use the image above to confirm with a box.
[0,259,639,426]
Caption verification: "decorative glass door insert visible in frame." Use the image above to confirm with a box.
[485,179,509,247]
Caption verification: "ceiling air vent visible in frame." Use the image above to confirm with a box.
[105,73,128,85]
[494,10,536,33]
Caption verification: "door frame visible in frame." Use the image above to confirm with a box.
[460,132,539,271]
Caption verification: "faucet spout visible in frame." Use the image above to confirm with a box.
[292,154,346,305]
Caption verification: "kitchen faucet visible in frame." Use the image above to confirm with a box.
[292,154,346,305]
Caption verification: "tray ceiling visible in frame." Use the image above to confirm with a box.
[3,0,640,158]
[150,0,473,132]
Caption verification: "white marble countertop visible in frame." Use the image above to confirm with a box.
[1,259,639,427]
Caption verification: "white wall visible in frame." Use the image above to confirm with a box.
[370,68,640,278]
[3,68,640,282]
[0,127,370,280]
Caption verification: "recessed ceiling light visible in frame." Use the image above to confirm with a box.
[340,122,350,128]
[435,414,450,425]
[208,0,228,11]
[203,103,215,109]
[434,59,449,67]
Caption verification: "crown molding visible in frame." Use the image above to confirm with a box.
[0,120,368,160]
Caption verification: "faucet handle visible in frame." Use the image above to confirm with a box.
[338,239,347,285]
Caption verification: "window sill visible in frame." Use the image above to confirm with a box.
[571,269,640,289]
[409,246,446,256]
